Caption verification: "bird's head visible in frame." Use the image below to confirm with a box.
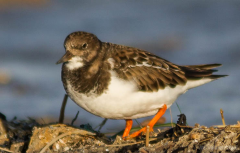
[56,31,101,69]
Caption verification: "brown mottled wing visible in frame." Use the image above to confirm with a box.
[109,45,188,92]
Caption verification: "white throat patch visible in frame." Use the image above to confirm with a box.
[66,56,84,70]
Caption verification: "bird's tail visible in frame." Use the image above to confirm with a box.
[180,63,227,79]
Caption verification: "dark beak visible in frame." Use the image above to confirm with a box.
[56,51,73,64]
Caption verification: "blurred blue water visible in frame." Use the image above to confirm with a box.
[0,1,240,133]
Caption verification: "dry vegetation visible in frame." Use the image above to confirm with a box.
[0,112,240,153]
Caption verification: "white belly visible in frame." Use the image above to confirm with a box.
[66,71,213,119]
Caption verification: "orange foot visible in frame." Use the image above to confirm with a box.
[122,104,167,140]
[122,119,133,138]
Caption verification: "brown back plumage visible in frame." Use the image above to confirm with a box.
[109,44,226,92]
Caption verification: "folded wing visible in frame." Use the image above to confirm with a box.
[109,46,225,92]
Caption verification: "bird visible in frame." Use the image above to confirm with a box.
[56,31,226,139]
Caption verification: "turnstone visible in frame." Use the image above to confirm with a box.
[57,31,226,139]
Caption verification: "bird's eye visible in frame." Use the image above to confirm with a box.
[82,43,88,49]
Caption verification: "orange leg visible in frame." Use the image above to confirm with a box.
[122,119,133,138]
[128,104,167,139]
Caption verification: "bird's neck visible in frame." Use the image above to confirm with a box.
[62,43,111,95]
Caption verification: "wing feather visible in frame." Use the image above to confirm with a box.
[108,45,223,92]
